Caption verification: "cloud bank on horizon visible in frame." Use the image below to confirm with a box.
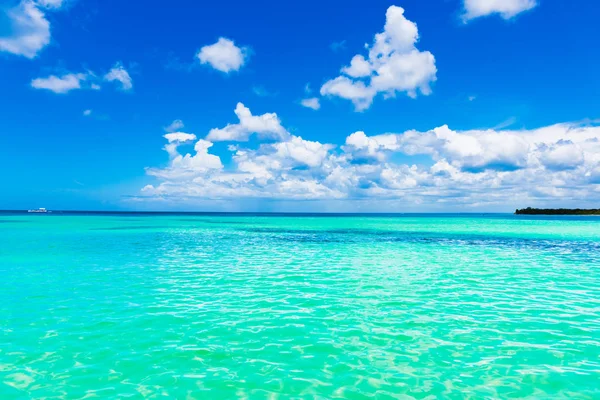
[142,101,600,208]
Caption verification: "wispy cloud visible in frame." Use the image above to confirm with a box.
[31,73,88,94]
[164,53,195,72]
[82,108,109,120]
[30,62,133,94]
[164,119,185,132]
[493,116,517,130]
[252,85,277,97]
[330,40,346,52]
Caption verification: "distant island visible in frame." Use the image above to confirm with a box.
[515,207,600,215]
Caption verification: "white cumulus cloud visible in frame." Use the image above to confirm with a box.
[163,132,197,159]
[463,0,537,21]
[300,98,321,110]
[104,62,133,90]
[164,132,197,143]
[30,73,87,94]
[0,0,65,58]
[166,139,223,174]
[197,37,249,73]
[321,6,437,111]
[272,136,334,168]
[206,102,289,142]
[539,141,585,171]
[148,135,222,181]
[342,55,372,78]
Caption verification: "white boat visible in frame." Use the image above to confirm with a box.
[28,208,49,213]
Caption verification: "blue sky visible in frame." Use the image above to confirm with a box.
[1,0,600,211]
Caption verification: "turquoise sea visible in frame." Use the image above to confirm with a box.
[1,212,599,399]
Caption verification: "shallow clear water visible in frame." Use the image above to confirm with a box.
[1,213,599,398]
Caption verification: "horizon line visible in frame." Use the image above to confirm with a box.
[2,209,517,215]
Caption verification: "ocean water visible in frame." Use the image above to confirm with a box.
[1,213,599,399]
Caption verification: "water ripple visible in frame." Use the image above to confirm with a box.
[1,215,599,398]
